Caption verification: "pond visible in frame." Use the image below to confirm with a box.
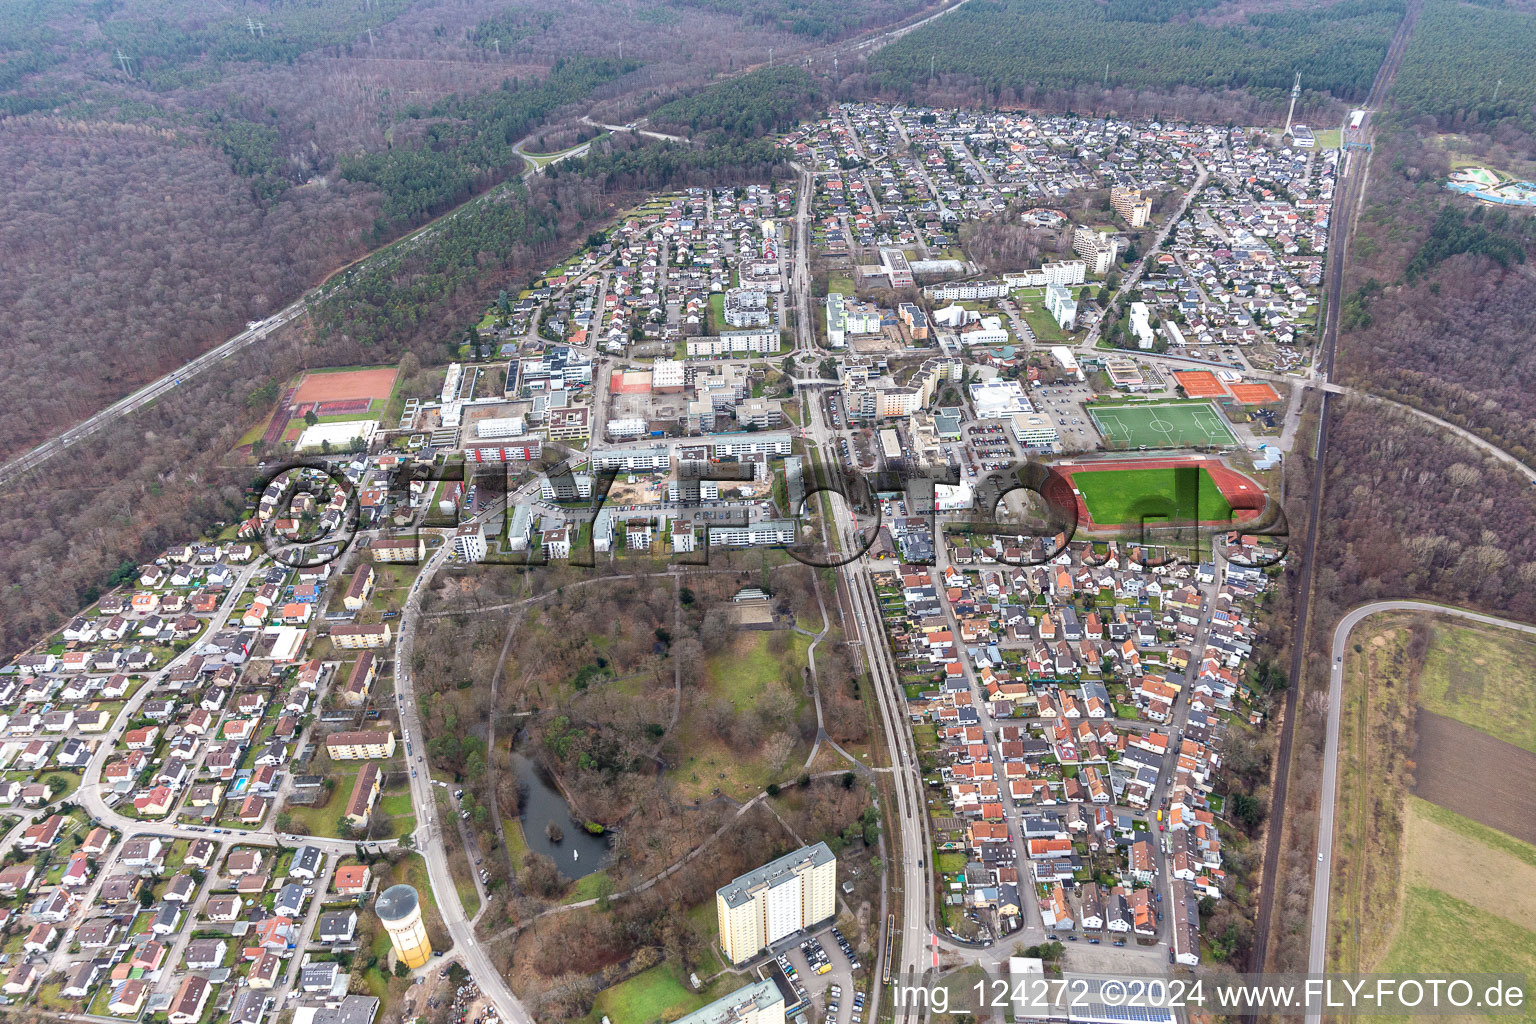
[512,753,611,880]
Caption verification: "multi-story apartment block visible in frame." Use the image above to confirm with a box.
[325,730,396,761]
[1073,228,1120,276]
[365,535,426,563]
[826,293,882,347]
[716,842,837,964]
[722,287,772,328]
[590,444,672,472]
[1044,282,1078,331]
[1111,186,1153,228]
[708,520,797,548]
[687,330,779,357]
[330,624,392,650]
[540,473,594,502]
[453,523,487,563]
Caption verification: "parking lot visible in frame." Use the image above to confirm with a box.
[1034,381,1102,452]
[772,926,866,1024]
[962,421,1019,473]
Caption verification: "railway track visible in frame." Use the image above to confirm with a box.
[1247,0,1419,978]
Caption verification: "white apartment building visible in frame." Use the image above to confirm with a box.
[1130,302,1156,349]
[825,292,881,347]
[668,479,720,502]
[606,417,648,441]
[1111,186,1153,228]
[540,474,594,501]
[1073,228,1120,276]
[1000,260,1087,289]
[708,520,797,549]
[709,433,793,458]
[671,980,784,1024]
[723,287,772,328]
[1044,283,1078,331]
[591,444,672,472]
[687,329,779,357]
[716,842,837,964]
[475,416,525,440]
[453,523,487,563]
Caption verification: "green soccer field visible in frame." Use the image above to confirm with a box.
[1071,466,1235,526]
[1089,402,1237,448]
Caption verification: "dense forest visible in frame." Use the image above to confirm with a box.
[860,0,1403,107]
[1393,0,1536,140]
[650,65,825,142]
[338,58,637,236]
[1337,128,1536,465]
[0,0,935,463]
[662,0,933,39]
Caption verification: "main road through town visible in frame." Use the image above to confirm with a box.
[1306,600,1536,1024]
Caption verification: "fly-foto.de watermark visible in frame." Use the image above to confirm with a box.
[889,969,1528,1016]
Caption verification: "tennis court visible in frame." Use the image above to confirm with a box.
[1090,402,1236,449]
[1172,369,1228,399]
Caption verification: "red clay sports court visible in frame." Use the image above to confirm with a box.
[1171,370,1228,399]
[1227,382,1282,404]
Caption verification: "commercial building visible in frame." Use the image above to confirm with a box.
[671,980,785,1024]
[375,885,432,969]
[716,842,837,964]
[970,379,1032,420]
[1050,345,1083,380]
[880,248,914,288]
[1011,413,1060,452]
[652,359,686,392]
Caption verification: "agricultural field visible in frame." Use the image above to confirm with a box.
[1373,799,1536,1006]
[1417,621,1536,754]
[1411,711,1536,846]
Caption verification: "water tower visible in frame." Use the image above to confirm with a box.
[375,884,432,969]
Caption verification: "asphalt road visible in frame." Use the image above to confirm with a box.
[1305,600,1536,1024]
